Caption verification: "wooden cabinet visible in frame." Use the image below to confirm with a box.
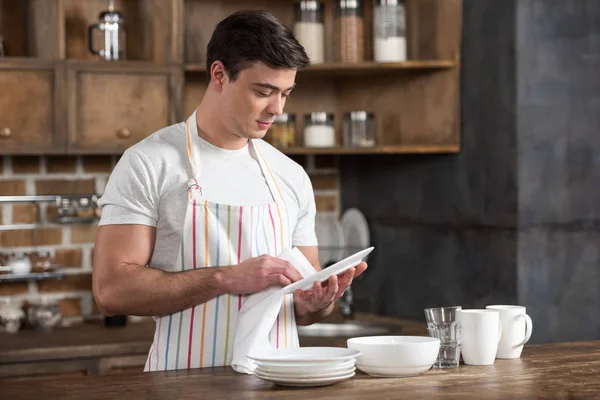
[0,0,462,156]
[66,61,182,154]
[0,59,64,154]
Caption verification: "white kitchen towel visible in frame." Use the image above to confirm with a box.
[231,247,316,374]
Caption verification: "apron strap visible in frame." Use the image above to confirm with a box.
[250,140,286,205]
[184,110,285,205]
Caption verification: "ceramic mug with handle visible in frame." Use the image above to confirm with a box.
[486,305,533,359]
[457,309,502,365]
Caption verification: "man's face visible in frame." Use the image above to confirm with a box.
[219,62,297,140]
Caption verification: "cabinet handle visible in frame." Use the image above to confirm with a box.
[116,128,131,139]
[0,128,12,139]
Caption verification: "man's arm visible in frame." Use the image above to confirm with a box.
[293,246,367,326]
[93,224,302,317]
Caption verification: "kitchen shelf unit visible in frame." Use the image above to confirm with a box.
[0,0,462,155]
[0,271,65,283]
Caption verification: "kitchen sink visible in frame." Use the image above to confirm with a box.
[297,321,402,338]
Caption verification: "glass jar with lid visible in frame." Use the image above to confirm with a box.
[335,0,365,63]
[294,1,325,64]
[267,113,296,148]
[343,111,376,147]
[27,297,62,332]
[373,0,407,62]
[304,112,336,147]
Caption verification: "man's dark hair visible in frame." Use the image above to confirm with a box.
[206,10,310,81]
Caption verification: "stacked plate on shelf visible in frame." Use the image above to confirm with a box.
[316,208,371,266]
[248,347,361,387]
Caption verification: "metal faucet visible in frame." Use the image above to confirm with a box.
[339,285,355,320]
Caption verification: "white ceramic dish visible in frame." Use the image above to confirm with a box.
[283,247,374,294]
[254,370,355,387]
[254,359,355,373]
[254,366,355,379]
[340,208,370,258]
[315,213,346,266]
[347,336,440,377]
[248,347,361,364]
[355,364,432,377]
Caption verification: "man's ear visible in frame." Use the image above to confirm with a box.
[210,61,228,91]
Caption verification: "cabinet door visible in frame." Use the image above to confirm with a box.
[0,60,64,154]
[67,61,182,154]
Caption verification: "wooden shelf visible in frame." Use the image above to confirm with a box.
[275,145,461,155]
[0,271,65,283]
[185,60,457,77]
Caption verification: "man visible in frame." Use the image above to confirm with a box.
[93,10,367,371]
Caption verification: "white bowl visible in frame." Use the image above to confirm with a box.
[347,336,440,377]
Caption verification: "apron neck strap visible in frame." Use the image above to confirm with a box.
[184,110,285,204]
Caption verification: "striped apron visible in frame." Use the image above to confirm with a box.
[144,110,299,372]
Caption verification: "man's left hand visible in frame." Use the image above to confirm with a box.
[293,261,368,322]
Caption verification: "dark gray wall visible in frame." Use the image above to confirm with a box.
[341,0,600,344]
[516,0,600,343]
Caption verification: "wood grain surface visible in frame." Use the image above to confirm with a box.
[1,340,599,399]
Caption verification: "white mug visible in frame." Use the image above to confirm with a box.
[486,305,533,359]
[457,309,502,365]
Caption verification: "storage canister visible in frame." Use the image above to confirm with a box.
[335,0,365,63]
[343,111,376,147]
[304,112,336,147]
[373,0,406,62]
[294,1,326,64]
[267,113,296,148]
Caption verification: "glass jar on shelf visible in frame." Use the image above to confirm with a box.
[304,112,336,147]
[267,113,296,148]
[294,1,326,64]
[0,298,25,334]
[27,297,62,332]
[343,111,376,147]
[373,0,407,62]
[335,0,365,63]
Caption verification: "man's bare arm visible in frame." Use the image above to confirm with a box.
[92,224,302,317]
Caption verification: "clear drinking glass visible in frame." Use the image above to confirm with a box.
[424,306,462,368]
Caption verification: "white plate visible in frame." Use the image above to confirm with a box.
[282,247,374,294]
[254,366,355,379]
[248,347,361,364]
[340,208,370,258]
[356,363,433,377]
[254,359,355,372]
[315,213,345,266]
[254,371,355,387]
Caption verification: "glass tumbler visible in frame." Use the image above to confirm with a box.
[424,306,462,368]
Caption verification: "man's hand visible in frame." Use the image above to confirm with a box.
[222,254,304,294]
[293,261,368,325]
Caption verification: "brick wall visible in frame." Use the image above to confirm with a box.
[0,155,116,325]
[0,154,339,326]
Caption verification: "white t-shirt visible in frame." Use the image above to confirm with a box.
[98,121,318,270]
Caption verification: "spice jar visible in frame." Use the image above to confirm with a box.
[0,298,25,334]
[343,111,376,147]
[304,112,336,147]
[373,0,406,62]
[335,0,365,63]
[27,297,62,331]
[267,113,296,148]
[294,1,325,64]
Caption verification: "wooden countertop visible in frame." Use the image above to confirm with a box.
[0,313,425,364]
[0,319,156,363]
[2,341,599,399]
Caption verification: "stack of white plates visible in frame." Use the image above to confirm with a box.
[248,347,361,387]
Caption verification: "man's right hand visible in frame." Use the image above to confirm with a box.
[221,254,303,294]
